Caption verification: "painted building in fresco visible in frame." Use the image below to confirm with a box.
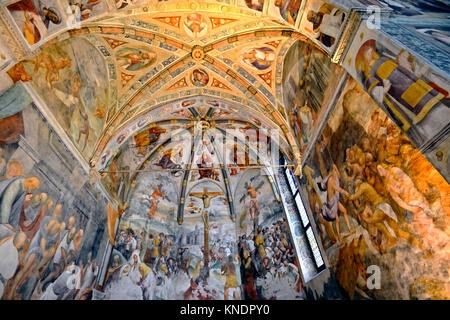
[0,0,448,301]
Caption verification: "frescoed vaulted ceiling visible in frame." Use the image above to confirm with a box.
[1,0,448,208]
[1,1,314,171]
[0,1,323,210]
[1,0,448,204]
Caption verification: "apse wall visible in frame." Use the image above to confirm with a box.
[0,83,111,300]
[99,127,306,300]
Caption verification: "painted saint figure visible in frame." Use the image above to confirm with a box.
[116,48,156,71]
[221,256,239,300]
[0,232,27,298]
[38,5,60,28]
[240,177,264,222]
[197,151,219,181]
[317,164,354,243]
[191,69,209,87]
[273,0,302,25]
[154,146,183,176]
[241,47,275,71]
[0,176,40,230]
[134,126,167,156]
[242,0,264,11]
[355,40,449,138]
[38,220,77,291]
[7,0,49,46]
[306,4,345,48]
[147,185,165,220]
[6,217,61,299]
[68,0,105,21]
[184,13,207,38]
[290,100,316,150]
[31,52,71,88]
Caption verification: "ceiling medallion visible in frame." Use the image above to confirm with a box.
[190,1,199,10]
[191,68,209,87]
[191,45,205,61]
[196,120,211,131]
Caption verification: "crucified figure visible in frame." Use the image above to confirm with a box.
[189,188,224,265]
[189,188,224,210]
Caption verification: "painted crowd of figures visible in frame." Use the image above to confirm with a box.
[103,214,304,300]
[0,151,99,300]
[237,219,303,300]
[302,79,449,299]
[104,225,240,300]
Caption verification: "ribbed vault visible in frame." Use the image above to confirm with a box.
[7,2,319,186]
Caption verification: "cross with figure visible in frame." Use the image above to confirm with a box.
[188,188,224,265]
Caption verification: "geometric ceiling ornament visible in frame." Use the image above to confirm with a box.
[209,17,238,29]
[211,78,231,91]
[168,78,189,90]
[153,16,182,28]
[258,70,273,87]
[121,72,135,88]
[265,40,282,48]
[104,37,127,49]
[191,46,205,61]
[196,106,209,118]
[93,93,293,177]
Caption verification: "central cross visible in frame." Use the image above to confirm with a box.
[189,188,224,265]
